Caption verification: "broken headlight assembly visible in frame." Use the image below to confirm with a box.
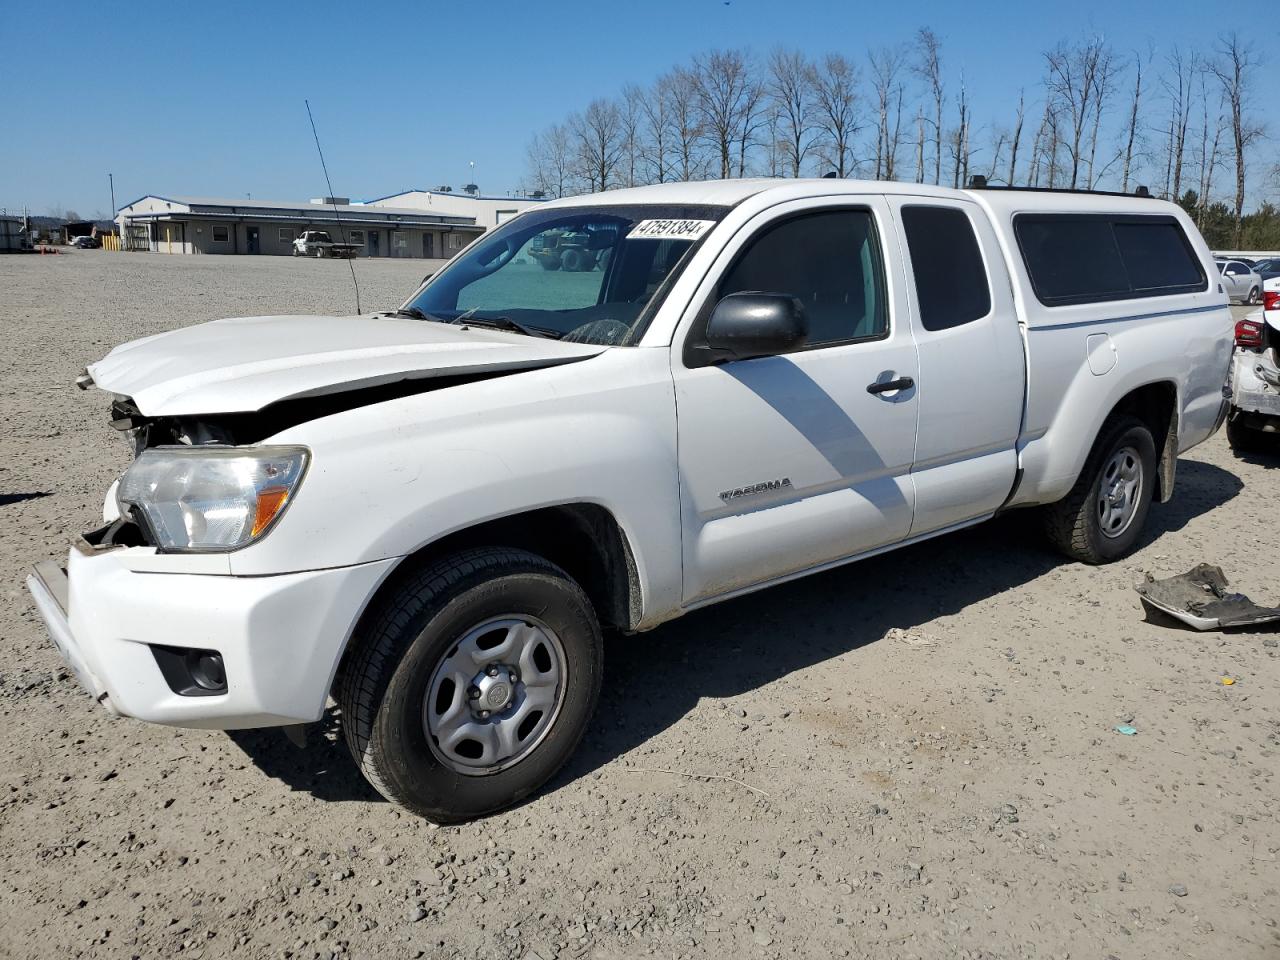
[115,446,309,552]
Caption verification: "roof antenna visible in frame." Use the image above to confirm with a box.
[305,99,361,316]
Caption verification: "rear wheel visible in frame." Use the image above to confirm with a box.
[1043,414,1157,564]
[337,548,602,822]
[1227,412,1269,453]
[1248,286,1260,305]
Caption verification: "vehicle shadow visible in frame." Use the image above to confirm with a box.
[226,458,1242,809]
[558,457,1244,791]
[1139,459,1244,541]
[225,711,384,804]
[0,492,52,508]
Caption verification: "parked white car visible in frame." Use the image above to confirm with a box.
[1225,276,1280,450]
[28,179,1233,821]
[1215,258,1262,304]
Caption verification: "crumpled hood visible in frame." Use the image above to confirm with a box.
[87,314,606,415]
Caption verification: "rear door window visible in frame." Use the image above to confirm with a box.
[901,206,992,331]
[1015,214,1206,306]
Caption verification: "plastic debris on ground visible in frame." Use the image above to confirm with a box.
[1135,564,1280,630]
[1115,725,1138,736]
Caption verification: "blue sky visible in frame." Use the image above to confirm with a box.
[2,0,1273,216]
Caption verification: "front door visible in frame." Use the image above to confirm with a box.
[886,197,1023,535]
[424,232,435,258]
[368,230,380,257]
[672,198,919,604]
[246,226,259,255]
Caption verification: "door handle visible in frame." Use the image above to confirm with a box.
[866,376,915,395]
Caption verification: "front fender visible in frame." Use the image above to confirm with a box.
[227,350,683,623]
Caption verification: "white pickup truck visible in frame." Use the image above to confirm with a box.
[292,229,359,258]
[28,179,1232,822]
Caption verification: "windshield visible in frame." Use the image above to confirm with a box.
[402,203,729,345]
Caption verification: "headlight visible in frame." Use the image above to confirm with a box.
[116,446,309,551]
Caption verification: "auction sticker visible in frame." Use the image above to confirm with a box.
[627,219,716,241]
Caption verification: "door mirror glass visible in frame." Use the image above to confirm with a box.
[704,292,808,362]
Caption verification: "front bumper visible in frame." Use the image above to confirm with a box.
[25,544,395,729]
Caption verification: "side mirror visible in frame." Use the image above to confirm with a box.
[704,292,808,362]
[420,273,434,285]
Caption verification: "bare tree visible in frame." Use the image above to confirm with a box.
[525,123,574,198]
[1119,48,1149,192]
[914,108,926,183]
[947,72,972,187]
[667,66,706,181]
[735,67,768,177]
[693,49,756,178]
[1211,33,1264,245]
[1044,35,1114,189]
[913,28,945,185]
[869,45,907,179]
[811,53,861,177]
[638,75,673,184]
[1008,89,1026,185]
[1084,48,1118,188]
[570,99,623,192]
[1161,47,1196,199]
[1194,67,1226,227]
[618,84,644,188]
[767,48,818,176]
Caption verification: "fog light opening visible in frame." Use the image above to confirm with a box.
[151,644,228,697]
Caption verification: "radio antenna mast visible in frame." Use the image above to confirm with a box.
[305,99,362,315]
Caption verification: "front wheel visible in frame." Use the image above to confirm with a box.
[1043,414,1157,564]
[337,548,602,822]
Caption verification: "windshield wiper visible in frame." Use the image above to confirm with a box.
[388,306,437,322]
[456,315,563,340]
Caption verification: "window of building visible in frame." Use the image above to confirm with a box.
[714,208,888,348]
[211,225,229,243]
[448,232,466,251]
[1015,214,1206,306]
[278,227,293,243]
[348,230,365,244]
[901,206,992,331]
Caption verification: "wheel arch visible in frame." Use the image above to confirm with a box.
[1108,380,1179,503]
[333,503,642,695]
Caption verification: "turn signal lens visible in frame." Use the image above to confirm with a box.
[252,486,291,538]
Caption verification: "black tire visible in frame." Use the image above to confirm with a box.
[1226,413,1268,454]
[337,547,602,822]
[1043,414,1157,564]
[1248,286,1260,305]
[560,248,583,272]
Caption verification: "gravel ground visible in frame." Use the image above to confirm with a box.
[2,250,1278,960]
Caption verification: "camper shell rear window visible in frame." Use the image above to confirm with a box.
[1014,213,1207,307]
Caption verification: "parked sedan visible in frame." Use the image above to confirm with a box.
[1249,257,1280,284]
[1216,258,1262,304]
[69,235,99,249]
